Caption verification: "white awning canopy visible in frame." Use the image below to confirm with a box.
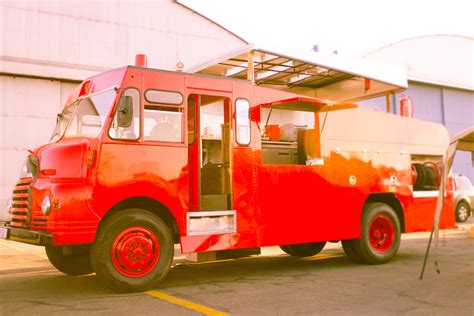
[186,45,408,102]
[452,127,474,152]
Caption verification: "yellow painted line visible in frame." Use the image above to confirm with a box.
[301,253,345,261]
[144,290,228,316]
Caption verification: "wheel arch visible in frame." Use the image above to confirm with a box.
[98,196,181,243]
[364,193,405,233]
[457,197,471,206]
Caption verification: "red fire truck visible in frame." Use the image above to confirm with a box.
[1,55,454,292]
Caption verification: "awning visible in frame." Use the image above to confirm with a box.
[453,128,474,152]
[186,45,408,102]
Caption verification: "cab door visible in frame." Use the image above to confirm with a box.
[187,93,232,211]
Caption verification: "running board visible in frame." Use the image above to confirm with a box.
[185,248,261,263]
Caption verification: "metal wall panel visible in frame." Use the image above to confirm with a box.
[443,88,474,181]
[443,88,474,134]
[400,84,443,123]
[0,76,78,220]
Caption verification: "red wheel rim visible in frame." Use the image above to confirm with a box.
[369,215,395,254]
[111,226,160,278]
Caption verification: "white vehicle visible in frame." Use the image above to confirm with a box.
[453,174,474,222]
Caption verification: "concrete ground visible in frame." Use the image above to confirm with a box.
[0,219,473,315]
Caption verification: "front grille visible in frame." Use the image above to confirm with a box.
[9,178,34,228]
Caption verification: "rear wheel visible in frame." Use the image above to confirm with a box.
[346,203,401,264]
[91,209,174,292]
[45,244,93,276]
[279,242,326,257]
[456,201,470,222]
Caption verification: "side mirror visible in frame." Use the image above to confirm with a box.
[117,96,133,127]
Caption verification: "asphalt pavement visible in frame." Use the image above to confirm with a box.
[0,219,473,315]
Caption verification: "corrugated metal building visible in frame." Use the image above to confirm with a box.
[359,35,474,182]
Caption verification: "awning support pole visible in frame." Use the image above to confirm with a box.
[247,51,255,84]
[386,93,392,113]
[419,226,434,279]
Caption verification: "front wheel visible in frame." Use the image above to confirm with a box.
[45,244,94,276]
[91,209,174,292]
[345,203,401,264]
[280,242,326,257]
[455,201,470,222]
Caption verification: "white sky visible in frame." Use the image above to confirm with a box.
[179,0,474,56]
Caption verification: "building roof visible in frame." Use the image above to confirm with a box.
[364,35,474,91]
[175,0,248,45]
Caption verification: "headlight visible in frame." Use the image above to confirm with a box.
[19,156,38,178]
[41,196,51,216]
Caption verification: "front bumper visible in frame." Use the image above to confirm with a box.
[1,225,52,246]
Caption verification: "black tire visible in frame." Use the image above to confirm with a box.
[351,203,401,264]
[341,239,364,263]
[91,209,174,292]
[456,201,470,223]
[279,242,326,257]
[45,244,94,276]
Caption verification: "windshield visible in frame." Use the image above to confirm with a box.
[50,88,117,143]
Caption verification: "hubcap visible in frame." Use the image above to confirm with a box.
[369,215,395,254]
[111,227,160,277]
[458,205,468,221]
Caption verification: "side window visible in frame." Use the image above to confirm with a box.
[144,106,183,142]
[108,88,140,140]
[145,89,183,105]
[235,99,250,145]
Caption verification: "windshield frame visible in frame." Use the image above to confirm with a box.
[49,86,119,143]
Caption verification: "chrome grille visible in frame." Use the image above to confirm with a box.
[9,178,34,228]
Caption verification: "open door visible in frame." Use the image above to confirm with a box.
[187,94,232,211]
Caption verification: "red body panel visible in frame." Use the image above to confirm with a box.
[8,66,455,252]
[92,143,189,232]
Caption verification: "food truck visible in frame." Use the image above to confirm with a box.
[1,50,455,292]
